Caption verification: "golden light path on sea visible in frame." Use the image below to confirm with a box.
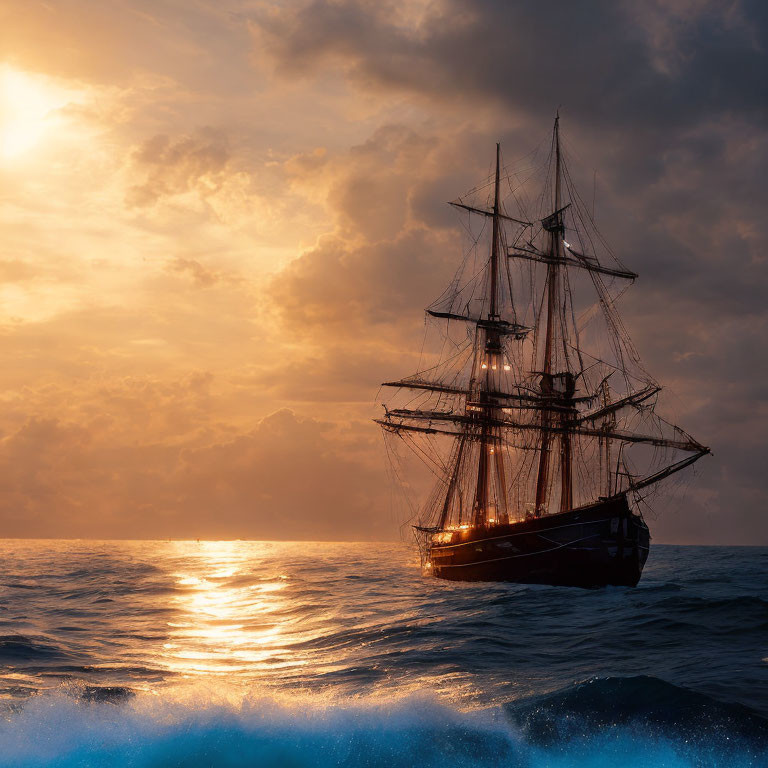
[161,541,307,677]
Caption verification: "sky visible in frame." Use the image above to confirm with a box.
[0,0,766,543]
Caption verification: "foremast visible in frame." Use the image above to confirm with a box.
[427,143,511,529]
[472,143,508,526]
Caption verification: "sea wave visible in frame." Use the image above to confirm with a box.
[1,541,767,765]
[0,676,766,768]
[0,635,71,662]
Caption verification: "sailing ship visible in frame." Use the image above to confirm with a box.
[376,116,710,588]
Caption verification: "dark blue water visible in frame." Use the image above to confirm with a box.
[0,540,766,766]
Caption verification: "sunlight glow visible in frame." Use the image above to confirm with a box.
[0,66,79,160]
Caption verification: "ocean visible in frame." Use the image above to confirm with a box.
[0,540,766,767]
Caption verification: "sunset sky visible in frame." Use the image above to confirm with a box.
[0,0,766,543]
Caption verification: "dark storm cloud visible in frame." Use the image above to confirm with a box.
[254,0,766,129]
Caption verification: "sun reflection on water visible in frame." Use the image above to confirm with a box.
[161,541,304,677]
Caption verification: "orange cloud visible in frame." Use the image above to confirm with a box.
[126,129,231,208]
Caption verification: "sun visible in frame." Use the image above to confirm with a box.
[0,66,78,161]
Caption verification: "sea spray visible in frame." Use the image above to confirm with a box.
[0,684,766,768]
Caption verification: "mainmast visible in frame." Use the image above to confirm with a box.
[535,115,574,514]
[473,143,504,526]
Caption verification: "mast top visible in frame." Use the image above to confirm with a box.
[489,141,501,318]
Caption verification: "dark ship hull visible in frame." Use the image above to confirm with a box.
[428,494,649,588]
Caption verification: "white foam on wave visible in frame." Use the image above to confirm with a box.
[0,687,756,768]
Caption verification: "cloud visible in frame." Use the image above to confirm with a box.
[0,259,39,283]
[0,0,766,543]
[167,255,245,288]
[269,228,452,333]
[0,396,390,540]
[2,1,255,90]
[252,0,767,129]
[126,129,231,207]
[270,123,513,341]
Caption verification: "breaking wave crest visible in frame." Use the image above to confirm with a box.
[1,676,766,768]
